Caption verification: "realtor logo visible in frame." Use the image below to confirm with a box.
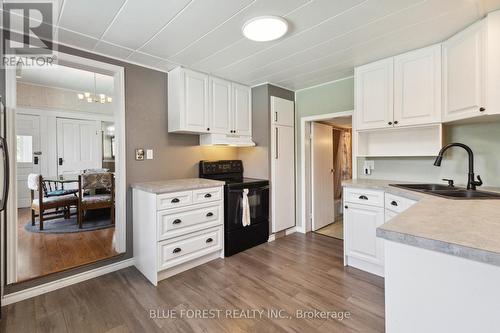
[2,1,57,68]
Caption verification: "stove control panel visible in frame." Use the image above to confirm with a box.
[199,160,243,176]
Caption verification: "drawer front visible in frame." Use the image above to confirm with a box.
[157,191,192,210]
[158,226,222,270]
[385,193,417,213]
[344,187,384,207]
[157,203,222,241]
[192,187,222,204]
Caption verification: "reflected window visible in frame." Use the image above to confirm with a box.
[16,135,32,163]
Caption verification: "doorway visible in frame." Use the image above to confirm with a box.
[5,53,126,284]
[299,111,353,239]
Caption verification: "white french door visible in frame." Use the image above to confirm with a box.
[56,118,101,176]
[16,114,41,208]
[311,122,335,231]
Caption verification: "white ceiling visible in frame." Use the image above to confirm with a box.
[7,0,500,90]
[18,65,114,95]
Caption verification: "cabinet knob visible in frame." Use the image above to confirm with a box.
[394,121,399,125]
[204,193,212,198]
[172,247,182,254]
[388,122,393,125]
[171,198,180,203]
[206,238,213,243]
[206,212,213,217]
[391,201,398,206]
[358,195,368,200]
[173,219,182,224]
[207,127,210,131]
[344,205,348,209]
[479,107,486,112]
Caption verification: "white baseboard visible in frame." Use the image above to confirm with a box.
[1,258,135,306]
[268,234,276,242]
[285,226,297,235]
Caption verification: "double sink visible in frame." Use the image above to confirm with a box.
[390,184,500,199]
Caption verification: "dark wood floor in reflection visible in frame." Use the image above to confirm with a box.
[17,207,118,282]
[3,232,384,333]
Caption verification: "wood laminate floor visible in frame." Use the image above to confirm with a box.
[2,233,384,333]
[17,208,118,282]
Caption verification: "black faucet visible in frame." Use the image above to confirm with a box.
[433,143,483,190]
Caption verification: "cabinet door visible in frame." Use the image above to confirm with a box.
[271,96,294,127]
[394,44,442,126]
[344,202,384,265]
[355,58,394,130]
[183,69,209,132]
[443,20,486,122]
[232,83,252,136]
[209,77,231,134]
[271,125,295,232]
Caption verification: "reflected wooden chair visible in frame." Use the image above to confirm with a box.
[28,174,79,230]
[77,172,115,229]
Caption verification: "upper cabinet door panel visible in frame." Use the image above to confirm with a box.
[184,69,209,132]
[209,77,231,134]
[355,58,394,130]
[232,83,252,136]
[271,96,294,127]
[394,44,442,126]
[443,20,485,122]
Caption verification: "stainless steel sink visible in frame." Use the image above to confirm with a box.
[389,184,500,200]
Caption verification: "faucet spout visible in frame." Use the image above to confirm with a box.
[433,143,482,190]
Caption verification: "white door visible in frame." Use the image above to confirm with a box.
[271,125,295,233]
[355,58,394,130]
[209,77,231,134]
[443,20,486,122]
[271,96,294,126]
[184,69,209,133]
[57,118,101,175]
[394,44,442,126]
[344,202,384,266]
[311,122,334,231]
[16,114,41,208]
[232,83,252,136]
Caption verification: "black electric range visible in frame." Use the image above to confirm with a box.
[199,160,269,256]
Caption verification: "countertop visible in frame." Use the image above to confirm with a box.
[131,178,225,194]
[343,179,500,267]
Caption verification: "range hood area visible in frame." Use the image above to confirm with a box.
[199,133,255,147]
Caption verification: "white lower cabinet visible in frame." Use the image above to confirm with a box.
[344,186,417,277]
[133,186,224,285]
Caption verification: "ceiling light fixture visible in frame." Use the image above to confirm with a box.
[242,16,288,42]
[77,73,113,104]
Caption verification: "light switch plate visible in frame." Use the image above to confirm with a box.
[135,148,144,160]
[146,149,153,160]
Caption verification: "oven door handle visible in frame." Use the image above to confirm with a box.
[227,186,269,194]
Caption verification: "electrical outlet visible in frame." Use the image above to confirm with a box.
[363,160,375,175]
[135,148,144,160]
[146,149,153,160]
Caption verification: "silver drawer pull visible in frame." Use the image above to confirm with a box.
[391,201,398,206]
[173,219,182,224]
[359,195,368,200]
[172,247,181,254]
[206,238,213,243]
[171,198,180,203]
[206,212,214,217]
[204,193,212,198]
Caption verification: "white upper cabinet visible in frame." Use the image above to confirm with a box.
[168,67,209,134]
[232,83,252,136]
[168,67,252,136]
[443,20,486,122]
[355,58,394,130]
[394,44,442,126]
[271,96,294,127]
[209,77,231,134]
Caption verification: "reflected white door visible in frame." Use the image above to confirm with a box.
[311,122,334,231]
[16,114,41,208]
[57,118,101,176]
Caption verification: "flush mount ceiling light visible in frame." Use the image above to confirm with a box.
[242,16,288,42]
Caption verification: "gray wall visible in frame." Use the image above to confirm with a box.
[8,44,238,291]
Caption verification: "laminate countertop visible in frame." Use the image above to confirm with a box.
[131,178,225,194]
[343,179,500,267]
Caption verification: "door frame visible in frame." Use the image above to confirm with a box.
[298,111,354,234]
[4,51,126,284]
